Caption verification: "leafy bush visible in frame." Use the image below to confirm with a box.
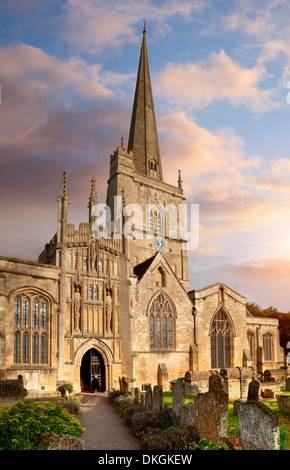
[123,405,144,426]
[0,401,85,450]
[131,410,163,435]
[39,432,85,450]
[141,425,199,450]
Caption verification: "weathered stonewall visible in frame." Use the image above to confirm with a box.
[247,379,260,402]
[194,389,229,446]
[238,401,280,450]
[153,385,163,412]
[172,378,185,418]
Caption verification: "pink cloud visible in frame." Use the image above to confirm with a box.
[154,50,277,113]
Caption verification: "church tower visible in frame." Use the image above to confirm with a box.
[106,27,196,387]
[107,27,189,290]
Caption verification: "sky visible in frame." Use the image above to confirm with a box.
[0,0,290,311]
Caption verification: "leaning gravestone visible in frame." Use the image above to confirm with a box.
[238,401,280,450]
[172,378,185,419]
[247,378,260,402]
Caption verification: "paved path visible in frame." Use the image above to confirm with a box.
[80,393,141,450]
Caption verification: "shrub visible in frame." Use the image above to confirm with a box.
[123,405,144,426]
[0,401,85,450]
[141,425,199,450]
[108,390,123,403]
[131,410,163,435]
[39,432,85,450]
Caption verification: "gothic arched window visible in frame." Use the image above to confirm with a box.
[263,333,274,361]
[13,292,49,365]
[149,293,174,349]
[210,309,232,369]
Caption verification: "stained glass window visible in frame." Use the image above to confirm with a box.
[210,310,232,369]
[263,333,273,361]
[13,293,49,365]
[14,296,21,329]
[149,293,174,349]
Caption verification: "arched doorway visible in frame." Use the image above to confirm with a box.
[80,348,105,393]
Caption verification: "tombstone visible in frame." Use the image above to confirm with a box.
[134,387,140,404]
[209,373,223,391]
[277,395,290,414]
[186,402,195,427]
[286,377,290,392]
[172,378,185,418]
[238,402,280,450]
[145,385,153,411]
[140,394,145,407]
[153,385,163,412]
[157,363,169,390]
[247,378,260,402]
[121,376,129,396]
[0,379,27,399]
[194,389,229,447]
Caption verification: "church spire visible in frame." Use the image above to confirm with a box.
[56,169,69,244]
[127,26,163,181]
[88,176,97,224]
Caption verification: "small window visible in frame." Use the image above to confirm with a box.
[83,256,88,270]
[88,285,93,300]
[99,259,103,272]
[263,333,274,361]
[94,285,98,301]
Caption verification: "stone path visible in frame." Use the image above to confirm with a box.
[80,393,141,450]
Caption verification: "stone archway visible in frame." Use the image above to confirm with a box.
[74,339,114,392]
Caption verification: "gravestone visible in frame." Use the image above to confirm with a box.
[247,379,260,402]
[134,387,140,404]
[121,376,129,396]
[209,373,223,391]
[194,389,229,447]
[186,402,195,427]
[238,402,280,450]
[153,385,163,412]
[145,385,153,411]
[0,379,27,399]
[286,377,290,392]
[172,378,185,418]
[277,395,290,414]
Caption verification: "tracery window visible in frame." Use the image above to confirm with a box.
[13,292,49,365]
[149,293,174,349]
[210,309,232,369]
[263,333,274,361]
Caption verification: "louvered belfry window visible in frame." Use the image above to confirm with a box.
[210,310,231,369]
[149,293,174,349]
[13,292,49,365]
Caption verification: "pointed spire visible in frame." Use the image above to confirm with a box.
[127,27,163,181]
[57,169,69,202]
[88,176,97,224]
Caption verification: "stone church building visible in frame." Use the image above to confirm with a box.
[0,30,285,397]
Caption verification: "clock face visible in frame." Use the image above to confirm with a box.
[154,238,165,251]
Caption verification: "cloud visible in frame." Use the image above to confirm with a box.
[157,112,290,264]
[154,50,277,113]
[61,0,206,53]
[189,257,290,312]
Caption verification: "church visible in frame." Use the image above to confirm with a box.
[0,30,285,397]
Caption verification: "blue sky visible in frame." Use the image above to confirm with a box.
[1,0,290,310]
